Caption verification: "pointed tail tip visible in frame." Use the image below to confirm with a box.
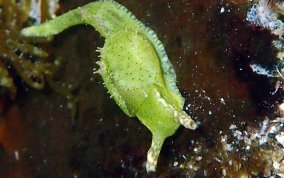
[20,28,30,36]
[21,27,39,37]
[21,26,53,37]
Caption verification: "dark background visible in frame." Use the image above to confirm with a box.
[0,0,282,177]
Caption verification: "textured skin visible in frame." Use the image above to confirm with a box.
[21,0,197,172]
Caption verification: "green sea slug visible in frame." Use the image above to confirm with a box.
[21,0,197,172]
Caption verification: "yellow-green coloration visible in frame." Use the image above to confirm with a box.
[21,0,197,172]
[0,0,77,116]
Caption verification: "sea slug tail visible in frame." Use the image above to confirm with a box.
[21,7,83,37]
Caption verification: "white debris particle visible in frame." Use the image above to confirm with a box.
[229,124,237,130]
[275,132,284,146]
[245,145,251,150]
[185,105,190,110]
[220,98,225,105]
[233,130,242,139]
[205,96,211,101]
[225,143,233,152]
[208,111,212,115]
[273,40,283,49]
[250,64,274,77]
[204,170,208,176]
[220,7,225,13]
[54,60,60,66]
[279,103,284,113]
[173,161,178,167]
[195,121,201,127]
[221,135,227,142]
[196,156,202,161]
[259,136,267,145]
[269,125,278,134]
[273,161,280,170]
[215,157,222,162]
[222,169,227,176]
[260,118,270,135]
[14,150,20,161]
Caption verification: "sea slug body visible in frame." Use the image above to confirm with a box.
[21,0,197,172]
